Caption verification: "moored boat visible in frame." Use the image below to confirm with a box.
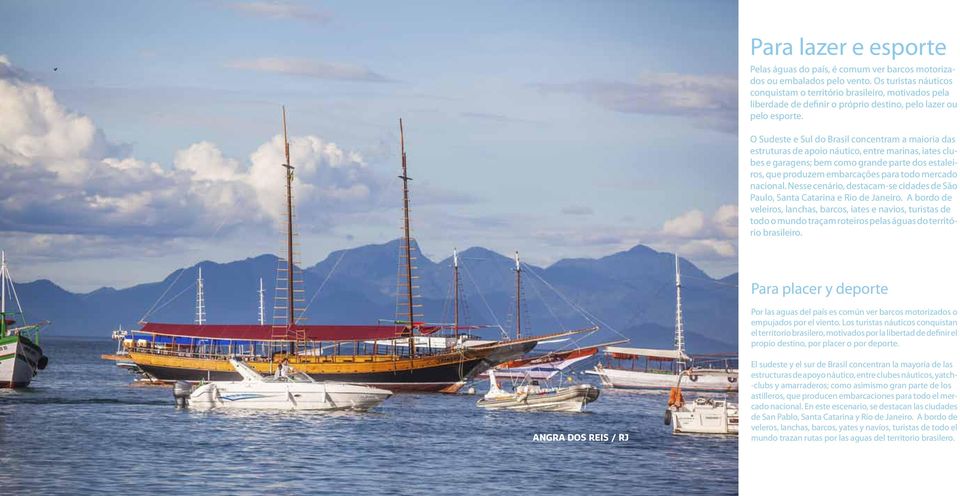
[589,254,737,392]
[487,251,614,381]
[101,327,163,385]
[176,358,392,411]
[493,346,599,381]
[476,371,600,412]
[665,368,739,435]
[121,321,582,392]
[591,348,737,393]
[0,251,50,388]
[106,113,594,392]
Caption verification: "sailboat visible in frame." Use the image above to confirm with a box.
[589,254,737,392]
[106,113,593,392]
[490,251,619,381]
[471,252,603,412]
[0,251,50,388]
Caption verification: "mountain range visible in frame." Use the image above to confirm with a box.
[12,240,738,352]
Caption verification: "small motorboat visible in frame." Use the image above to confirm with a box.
[174,358,392,411]
[665,368,739,435]
[476,371,600,412]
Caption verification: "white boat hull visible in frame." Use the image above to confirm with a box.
[477,384,600,413]
[671,399,739,435]
[591,365,737,393]
[0,336,43,388]
[187,381,392,411]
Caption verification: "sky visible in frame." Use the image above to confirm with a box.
[0,0,737,292]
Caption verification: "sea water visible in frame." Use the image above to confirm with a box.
[0,339,737,495]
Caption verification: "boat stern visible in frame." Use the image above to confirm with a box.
[0,335,44,388]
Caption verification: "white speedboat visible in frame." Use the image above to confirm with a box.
[665,369,739,435]
[476,371,600,413]
[175,359,392,411]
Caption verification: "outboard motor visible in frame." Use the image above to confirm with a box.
[173,381,193,408]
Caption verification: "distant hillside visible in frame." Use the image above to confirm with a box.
[13,240,738,352]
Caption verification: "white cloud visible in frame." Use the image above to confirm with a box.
[226,57,391,82]
[0,58,111,184]
[174,141,243,181]
[0,55,376,239]
[247,134,377,222]
[712,203,738,238]
[662,209,705,237]
[656,204,738,261]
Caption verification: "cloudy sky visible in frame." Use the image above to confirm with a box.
[0,0,737,292]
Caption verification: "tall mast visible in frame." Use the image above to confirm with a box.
[1,251,6,337]
[453,248,459,338]
[1,251,5,315]
[282,106,295,332]
[258,277,265,325]
[674,254,686,368]
[399,119,416,355]
[515,251,521,339]
[280,107,298,355]
[195,267,205,325]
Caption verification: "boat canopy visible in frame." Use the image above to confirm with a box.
[500,346,598,368]
[138,322,407,342]
[603,346,690,361]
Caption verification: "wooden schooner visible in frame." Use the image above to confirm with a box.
[107,112,593,392]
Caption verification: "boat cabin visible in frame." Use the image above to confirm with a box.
[602,346,690,375]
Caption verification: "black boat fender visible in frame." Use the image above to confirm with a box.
[37,355,48,370]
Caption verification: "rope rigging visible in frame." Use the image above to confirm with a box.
[459,261,508,339]
[148,280,198,318]
[520,261,630,343]
[296,248,348,325]
[138,216,232,324]
[1,257,27,321]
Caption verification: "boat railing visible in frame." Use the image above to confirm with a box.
[124,325,595,363]
[125,332,490,361]
[128,345,422,363]
[129,346,252,360]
